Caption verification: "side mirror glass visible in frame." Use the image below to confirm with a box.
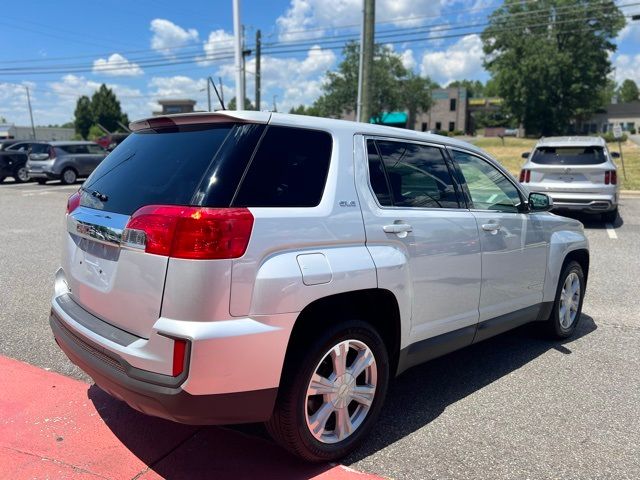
[529,192,553,212]
[611,151,620,159]
[521,152,530,159]
[29,153,49,161]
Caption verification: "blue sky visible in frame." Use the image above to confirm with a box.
[1,0,639,126]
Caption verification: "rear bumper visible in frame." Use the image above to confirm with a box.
[27,170,59,180]
[49,288,292,425]
[50,311,278,425]
[544,191,618,213]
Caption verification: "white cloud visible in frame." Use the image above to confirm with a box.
[613,54,640,85]
[150,19,199,55]
[216,45,336,112]
[420,34,485,84]
[199,29,235,65]
[277,0,447,41]
[400,49,416,70]
[92,53,143,77]
[617,6,640,43]
[147,75,208,113]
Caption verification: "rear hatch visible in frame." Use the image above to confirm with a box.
[524,145,613,192]
[63,114,268,338]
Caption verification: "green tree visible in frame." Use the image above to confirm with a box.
[400,72,436,129]
[313,42,434,123]
[482,0,625,136]
[619,79,639,103]
[289,104,321,116]
[74,96,93,140]
[88,124,105,141]
[91,84,126,132]
[447,80,485,98]
[227,97,255,110]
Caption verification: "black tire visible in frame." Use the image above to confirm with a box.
[266,319,389,462]
[602,208,618,224]
[545,261,585,339]
[13,166,30,183]
[36,179,47,185]
[60,168,77,185]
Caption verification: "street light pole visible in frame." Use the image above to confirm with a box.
[232,0,244,110]
[25,86,36,140]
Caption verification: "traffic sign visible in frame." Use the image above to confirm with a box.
[613,124,623,139]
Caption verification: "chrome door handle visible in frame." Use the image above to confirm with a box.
[481,223,501,233]
[383,223,413,234]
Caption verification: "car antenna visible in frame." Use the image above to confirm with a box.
[209,76,226,110]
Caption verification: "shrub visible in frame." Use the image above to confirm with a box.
[600,132,628,143]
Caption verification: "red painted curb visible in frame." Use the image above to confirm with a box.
[0,356,385,480]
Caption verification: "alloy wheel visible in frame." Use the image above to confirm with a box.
[559,272,581,329]
[305,339,377,444]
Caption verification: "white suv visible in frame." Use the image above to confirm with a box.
[519,136,620,222]
[50,111,589,462]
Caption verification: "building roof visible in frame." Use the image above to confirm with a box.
[601,101,640,117]
[158,99,197,106]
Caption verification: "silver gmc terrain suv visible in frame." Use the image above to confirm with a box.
[50,111,589,462]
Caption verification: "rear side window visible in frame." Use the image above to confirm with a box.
[82,125,235,215]
[59,144,90,154]
[86,144,106,154]
[367,139,459,209]
[232,126,332,207]
[531,146,606,165]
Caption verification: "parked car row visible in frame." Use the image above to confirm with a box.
[518,136,620,223]
[0,140,107,184]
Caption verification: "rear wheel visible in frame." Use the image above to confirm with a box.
[61,168,77,185]
[545,261,585,339]
[14,166,30,183]
[602,208,618,224]
[266,320,389,462]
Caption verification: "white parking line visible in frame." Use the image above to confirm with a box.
[606,224,618,239]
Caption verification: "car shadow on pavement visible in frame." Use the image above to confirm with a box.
[88,315,596,477]
[557,210,624,229]
[87,385,333,479]
[343,314,597,464]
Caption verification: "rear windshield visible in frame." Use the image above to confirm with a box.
[81,124,263,215]
[531,146,606,165]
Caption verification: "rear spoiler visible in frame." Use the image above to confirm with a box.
[129,112,271,132]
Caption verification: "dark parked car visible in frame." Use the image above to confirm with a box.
[27,141,108,185]
[0,140,49,183]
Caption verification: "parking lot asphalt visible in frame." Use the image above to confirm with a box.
[1,180,639,479]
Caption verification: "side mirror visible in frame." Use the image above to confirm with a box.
[521,152,530,159]
[29,153,49,161]
[529,192,553,212]
[611,151,620,159]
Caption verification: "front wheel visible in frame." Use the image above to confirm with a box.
[545,261,585,339]
[266,320,389,462]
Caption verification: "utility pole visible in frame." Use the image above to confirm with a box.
[206,78,211,112]
[232,0,244,110]
[273,95,277,112]
[359,0,375,123]
[255,29,261,111]
[25,86,36,140]
[356,1,365,122]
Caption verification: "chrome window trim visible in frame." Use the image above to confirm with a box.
[362,135,469,213]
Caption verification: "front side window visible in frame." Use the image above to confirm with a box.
[233,126,332,207]
[453,150,522,213]
[367,139,459,209]
[7,143,27,151]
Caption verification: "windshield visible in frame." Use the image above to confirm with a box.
[531,146,606,165]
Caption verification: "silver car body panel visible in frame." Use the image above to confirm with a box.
[51,111,590,406]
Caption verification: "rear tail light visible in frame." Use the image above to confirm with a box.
[172,338,188,376]
[605,170,617,185]
[66,191,81,214]
[519,169,531,183]
[123,205,254,259]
